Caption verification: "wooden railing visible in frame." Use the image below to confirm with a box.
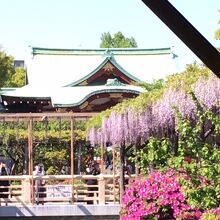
[0,174,132,206]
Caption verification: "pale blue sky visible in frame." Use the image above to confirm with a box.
[0,0,219,71]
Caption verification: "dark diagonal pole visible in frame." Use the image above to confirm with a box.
[142,0,220,78]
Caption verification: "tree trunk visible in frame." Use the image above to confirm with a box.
[24,143,28,174]
[119,144,125,205]
[135,139,141,176]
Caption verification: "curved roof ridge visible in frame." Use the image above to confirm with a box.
[64,56,110,87]
[52,86,143,107]
[32,46,173,56]
[64,55,140,87]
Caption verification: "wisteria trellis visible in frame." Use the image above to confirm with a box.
[87,76,220,147]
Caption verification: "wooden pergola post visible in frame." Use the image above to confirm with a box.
[28,116,34,204]
[119,144,125,205]
[112,149,116,203]
[70,116,75,203]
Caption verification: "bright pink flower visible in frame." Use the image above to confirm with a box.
[121,170,201,219]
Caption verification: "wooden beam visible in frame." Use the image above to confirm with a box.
[0,112,97,121]
[141,0,220,78]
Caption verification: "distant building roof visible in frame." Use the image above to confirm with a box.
[2,83,143,107]
[0,47,177,112]
[27,47,177,87]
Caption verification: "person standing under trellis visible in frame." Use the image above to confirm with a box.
[0,162,10,205]
[86,161,100,204]
[33,164,45,205]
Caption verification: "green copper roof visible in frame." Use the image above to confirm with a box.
[1,84,144,108]
[0,88,17,102]
[27,46,177,87]
[52,87,142,108]
[0,88,17,94]
[32,47,173,56]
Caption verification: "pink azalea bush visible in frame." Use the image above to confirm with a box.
[121,170,202,220]
[201,208,220,220]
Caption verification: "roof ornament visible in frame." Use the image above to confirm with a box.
[104,49,113,58]
[105,78,125,86]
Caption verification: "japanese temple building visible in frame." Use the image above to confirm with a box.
[0,47,177,113]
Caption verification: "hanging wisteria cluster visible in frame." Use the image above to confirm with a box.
[87,75,220,147]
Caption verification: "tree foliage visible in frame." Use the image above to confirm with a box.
[215,27,220,41]
[165,62,212,91]
[137,79,164,92]
[0,51,26,88]
[100,31,137,48]
[0,51,15,88]
[8,67,26,87]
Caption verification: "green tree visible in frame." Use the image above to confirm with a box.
[0,51,15,88]
[100,31,137,48]
[9,67,26,87]
[138,78,164,92]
